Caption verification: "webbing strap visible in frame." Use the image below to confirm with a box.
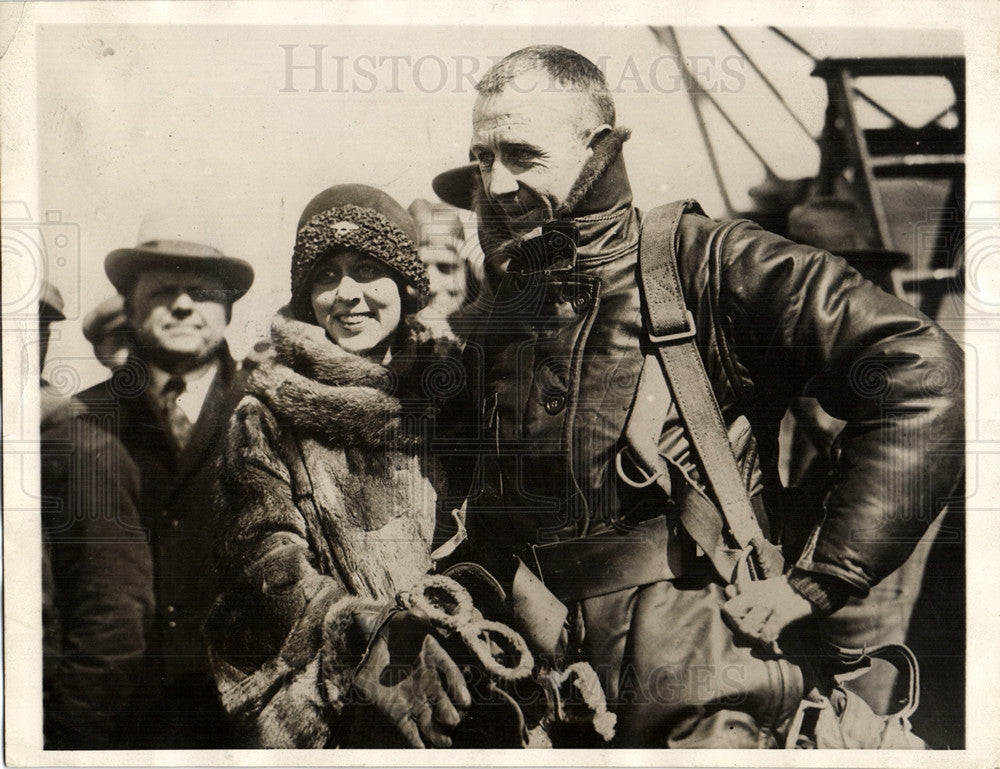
[638,202,781,580]
[621,355,743,580]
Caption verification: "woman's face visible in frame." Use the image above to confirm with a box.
[310,249,402,360]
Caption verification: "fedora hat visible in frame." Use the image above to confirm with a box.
[105,211,254,300]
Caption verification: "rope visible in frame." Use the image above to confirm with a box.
[651,26,734,215]
[768,26,907,126]
[768,27,816,60]
[719,27,817,143]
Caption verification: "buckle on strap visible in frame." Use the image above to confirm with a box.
[647,310,696,344]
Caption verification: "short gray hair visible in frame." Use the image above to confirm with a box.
[476,45,616,132]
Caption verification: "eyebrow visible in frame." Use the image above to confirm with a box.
[469,140,542,158]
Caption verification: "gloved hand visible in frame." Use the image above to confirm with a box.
[722,575,817,651]
[352,609,471,748]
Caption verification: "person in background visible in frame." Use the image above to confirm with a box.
[408,197,487,340]
[40,280,154,749]
[74,217,255,748]
[82,294,133,371]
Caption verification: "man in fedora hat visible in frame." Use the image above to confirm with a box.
[75,217,254,748]
[430,45,964,747]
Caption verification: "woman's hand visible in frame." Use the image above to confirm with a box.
[352,609,471,747]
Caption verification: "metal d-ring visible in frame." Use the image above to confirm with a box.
[615,446,663,489]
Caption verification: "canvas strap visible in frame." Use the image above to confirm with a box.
[636,202,782,582]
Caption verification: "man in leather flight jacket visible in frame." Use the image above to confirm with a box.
[428,45,964,747]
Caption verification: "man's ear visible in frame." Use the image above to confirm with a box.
[584,124,613,150]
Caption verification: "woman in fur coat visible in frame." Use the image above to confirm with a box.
[208,185,472,748]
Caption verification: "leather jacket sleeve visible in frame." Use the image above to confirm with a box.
[208,396,381,748]
[705,219,964,609]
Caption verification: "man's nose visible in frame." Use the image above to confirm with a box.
[486,162,519,199]
[171,292,194,315]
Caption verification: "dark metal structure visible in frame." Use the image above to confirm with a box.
[812,56,964,318]
[651,27,965,323]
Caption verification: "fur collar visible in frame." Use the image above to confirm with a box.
[556,126,632,218]
[246,310,423,449]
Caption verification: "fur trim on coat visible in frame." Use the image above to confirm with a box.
[209,309,455,747]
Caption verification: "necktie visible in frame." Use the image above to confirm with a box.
[160,375,193,452]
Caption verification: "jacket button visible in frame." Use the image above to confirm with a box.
[166,605,175,614]
[168,620,177,629]
[170,519,179,529]
[544,395,566,415]
[572,294,590,312]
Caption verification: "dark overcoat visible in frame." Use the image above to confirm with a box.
[41,395,154,749]
[75,344,246,746]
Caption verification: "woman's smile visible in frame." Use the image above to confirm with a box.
[310,249,403,360]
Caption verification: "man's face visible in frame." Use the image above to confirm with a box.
[127,267,229,369]
[471,70,601,236]
[421,244,467,319]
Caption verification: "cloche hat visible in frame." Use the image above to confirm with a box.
[290,184,429,321]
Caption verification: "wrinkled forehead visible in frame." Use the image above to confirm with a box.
[472,78,591,137]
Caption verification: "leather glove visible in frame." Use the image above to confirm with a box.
[351,609,471,748]
[722,575,818,651]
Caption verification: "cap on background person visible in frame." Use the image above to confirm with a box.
[407,198,466,249]
[39,280,66,379]
[82,294,133,370]
[39,280,66,322]
[82,295,127,345]
[431,164,480,212]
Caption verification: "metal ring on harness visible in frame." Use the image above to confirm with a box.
[459,620,535,683]
[830,642,921,722]
[615,446,663,489]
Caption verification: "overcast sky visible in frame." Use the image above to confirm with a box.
[33,22,962,389]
